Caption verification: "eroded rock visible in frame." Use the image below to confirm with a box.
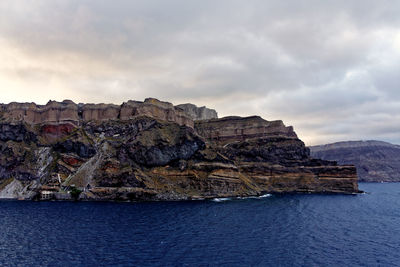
[176,103,218,120]
[0,99,360,200]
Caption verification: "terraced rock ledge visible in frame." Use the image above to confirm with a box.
[0,98,360,201]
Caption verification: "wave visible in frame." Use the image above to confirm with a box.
[237,194,272,200]
[212,197,232,202]
[212,194,272,202]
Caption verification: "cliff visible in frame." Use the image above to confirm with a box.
[310,140,400,182]
[1,98,193,128]
[176,103,218,120]
[195,116,297,144]
[0,99,359,201]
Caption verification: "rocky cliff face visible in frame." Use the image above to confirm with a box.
[195,116,297,144]
[310,140,400,182]
[176,103,218,120]
[1,98,193,128]
[0,99,359,201]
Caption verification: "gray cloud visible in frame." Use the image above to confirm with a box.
[0,0,400,145]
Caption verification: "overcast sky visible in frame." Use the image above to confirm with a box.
[1,0,399,145]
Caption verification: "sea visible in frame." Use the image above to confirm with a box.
[0,183,399,267]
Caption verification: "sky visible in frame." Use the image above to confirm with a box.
[0,0,399,145]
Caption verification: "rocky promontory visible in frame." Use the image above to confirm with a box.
[0,98,359,201]
[310,140,400,182]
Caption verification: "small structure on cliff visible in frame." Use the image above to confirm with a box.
[40,185,59,200]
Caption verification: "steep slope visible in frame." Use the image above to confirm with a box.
[0,99,359,200]
[310,140,400,182]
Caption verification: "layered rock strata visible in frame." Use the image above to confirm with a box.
[1,98,193,128]
[195,116,297,145]
[0,99,359,201]
[310,140,400,182]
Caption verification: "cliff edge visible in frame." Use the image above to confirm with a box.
[0,99,359,201]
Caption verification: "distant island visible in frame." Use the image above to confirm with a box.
[0,98,359,201]
[310,140,400,182]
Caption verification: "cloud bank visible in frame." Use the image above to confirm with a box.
[0,0,400,145]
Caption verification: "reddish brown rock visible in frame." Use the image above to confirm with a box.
[41,123,76,137]
[62,156,84,167]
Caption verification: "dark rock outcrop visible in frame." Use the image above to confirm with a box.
[0,123,37,143]
[121,122,205,167]
[0,99,359,200]
[54,140,96,159]
[222,137,310,164]
[310,140,400,182]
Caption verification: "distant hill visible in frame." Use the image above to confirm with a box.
[310,140,400,182]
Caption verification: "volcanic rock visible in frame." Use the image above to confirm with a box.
[195,116,297,145]
[0,98,359,200]
[0,98,193,128]
[310,140,400,182]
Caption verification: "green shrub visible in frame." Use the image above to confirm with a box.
[70,187,82,200]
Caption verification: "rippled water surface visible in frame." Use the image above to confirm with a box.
[1,183,400,266]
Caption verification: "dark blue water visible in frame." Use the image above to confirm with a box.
[1,183,400,267]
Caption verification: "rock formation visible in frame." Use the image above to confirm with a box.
[1,98,193,128]
[176,103,218,120]
[310,140,400,182]
[0,99,359,201]
[195,116,297,144]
